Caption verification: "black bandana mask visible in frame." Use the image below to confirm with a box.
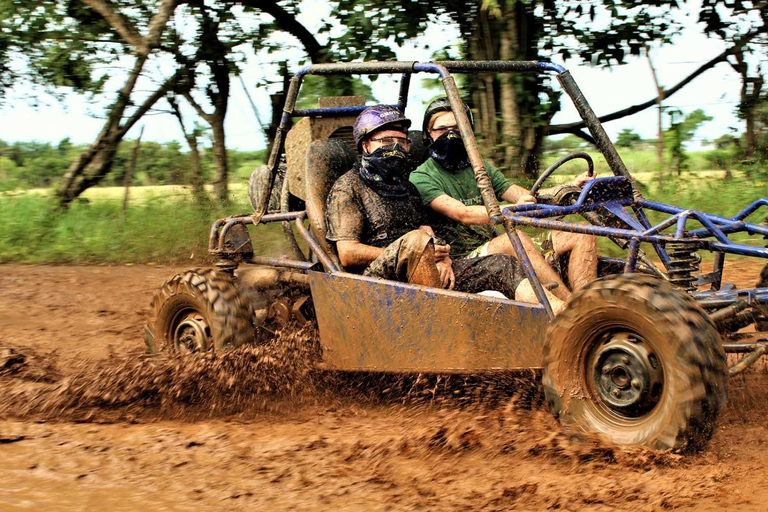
[429,130,470,172]
[359,144,411,197]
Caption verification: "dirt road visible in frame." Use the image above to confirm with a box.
[1,263,768,511]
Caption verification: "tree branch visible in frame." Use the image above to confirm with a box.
[570,129,596,145]
[117,68,186,138]
[83,0,178,56]
[549,27,767,135]
[235,0,324,62]
[145,0,179,51]
[182,90,212,123]
[82,0,147,53]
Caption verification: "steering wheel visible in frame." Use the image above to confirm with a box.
[530,151,595,197]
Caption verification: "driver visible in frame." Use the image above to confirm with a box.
[410,97,598,298]
[325,105,565,311]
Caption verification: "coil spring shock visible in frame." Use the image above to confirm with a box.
[667,242,701,292]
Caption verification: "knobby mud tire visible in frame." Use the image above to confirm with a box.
[144,269,254,354]
[543,274,728,452]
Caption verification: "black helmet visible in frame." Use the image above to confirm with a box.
[421,97,474,146]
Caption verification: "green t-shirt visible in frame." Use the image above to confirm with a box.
[410,158,512,258]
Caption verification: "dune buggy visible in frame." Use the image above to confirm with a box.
[144,60,768,452]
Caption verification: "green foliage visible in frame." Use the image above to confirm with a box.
[615,128,642,148]
[703,148,736,170]
[0,193,289,264]
[542,135,587,153]
[754,97,768,161]
[669,109,713,142]
[0,0,135,101]
[294,75,376,109]
[3,166,764,265]
[713,133,739,150]
[665,109,712,175]
[0,138,266,190]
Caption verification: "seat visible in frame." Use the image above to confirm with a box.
[406,130,429,170]
[304,138,358,270]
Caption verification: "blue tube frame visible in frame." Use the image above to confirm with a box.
[258,59,767,315]
[501,176,768,296]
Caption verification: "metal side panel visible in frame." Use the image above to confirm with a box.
[308,271,549,372]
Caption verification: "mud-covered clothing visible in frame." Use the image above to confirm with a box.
[451,254,525,297]
[363,230,436,283]
[326,167,525,295]
[362,234,525,297]
[326,168,427,251]
[410,158,513,258]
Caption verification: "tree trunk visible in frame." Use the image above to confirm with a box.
[266,62,291,156]
[56,58,180,207]
[56,55,147,206]
[211,117,229,202]
[646,49,665,167]
[499,9,521,170]
[123,126,144,212]
[186,133,205,201]
[731,50,764,159]
[742,73,762,158]
[479,9,499,155]
[168,95,206,203]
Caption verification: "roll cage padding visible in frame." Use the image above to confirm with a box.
[304,139,357,267]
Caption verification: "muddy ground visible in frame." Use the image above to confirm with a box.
[1,263,768,511]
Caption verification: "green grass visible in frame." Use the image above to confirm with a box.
[1,160,767,265]
[0,190,288,265]
[2,183,248,203]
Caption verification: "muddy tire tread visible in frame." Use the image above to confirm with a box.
[144,268,253,353]
[543,274,727,451]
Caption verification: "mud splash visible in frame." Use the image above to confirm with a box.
[0,337,683,472]
[0,324,321,421]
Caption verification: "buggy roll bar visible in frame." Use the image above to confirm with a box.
[259,59,642,318]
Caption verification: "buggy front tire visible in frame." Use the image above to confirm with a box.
[144,269,253,354]
[543,274,728,451]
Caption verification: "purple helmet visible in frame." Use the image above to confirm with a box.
[353,105,411,150]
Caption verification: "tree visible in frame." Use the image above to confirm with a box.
[666,108,713,175]
[698,0,767,159]
[164,1,326,202]
[35,0,181,206]
[615,128,642,149]
[645,46,665,164]
[334,0,766,178]
[167,94,207,202]
[1,0,327,206]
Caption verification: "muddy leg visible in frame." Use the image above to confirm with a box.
[408,242,442,287]
[551,231,598,292]
[514,279,566,315]
[364,230,442,288]
[487,232,571,301]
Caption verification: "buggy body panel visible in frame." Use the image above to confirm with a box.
[308,271,548,372]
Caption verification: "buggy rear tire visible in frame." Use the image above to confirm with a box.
[543,274,727,451]
[144,269,253,354]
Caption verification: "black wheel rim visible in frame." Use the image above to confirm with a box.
[585,328,665,424]
[169,307,211,353]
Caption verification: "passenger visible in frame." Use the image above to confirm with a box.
[410,97,598,299]
[325,105,566,311]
